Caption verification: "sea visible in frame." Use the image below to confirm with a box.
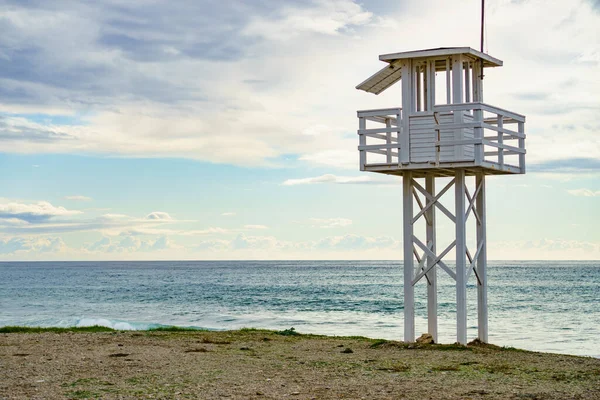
[1,260,598,358]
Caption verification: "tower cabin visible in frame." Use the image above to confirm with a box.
[356,47,526,176]
[356,47,527,345]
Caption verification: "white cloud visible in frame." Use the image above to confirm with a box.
[146,211,172,220]
[221,212,236,216]
[310,218,353,229]
[283,174,373,186]
[567,188,600,197]
[64,195,92,201]
[489,239,600,260]
[0,201,82,223]
[316,234,399,250]
[243,0,373,40]
[244,224,268,230]
[85,234,175,253]
[0,236,67,255]
[231,233,279,250]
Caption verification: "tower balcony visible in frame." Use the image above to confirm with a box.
[357,102,526,177]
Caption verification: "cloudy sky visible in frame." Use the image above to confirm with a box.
[0,0,598,261]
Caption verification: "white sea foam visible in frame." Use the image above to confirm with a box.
[76,317,148,330]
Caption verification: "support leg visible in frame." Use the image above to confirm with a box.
[403,173,415,342]
[455,170,467,345]
[425,175,437,342]
[476,173,488,342]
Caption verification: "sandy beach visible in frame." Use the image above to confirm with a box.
[1,328,599,399]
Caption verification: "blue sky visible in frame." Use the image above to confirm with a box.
[0,0,598,260]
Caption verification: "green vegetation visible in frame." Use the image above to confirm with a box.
[0,325,115,333]
[147,326,206,332]
[276,327,301,336]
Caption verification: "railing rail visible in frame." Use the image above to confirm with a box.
[433,102,526,172]
[357,107,402,169]
[357,102,525,173]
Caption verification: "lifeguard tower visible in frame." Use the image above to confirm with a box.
[356,47,526,344]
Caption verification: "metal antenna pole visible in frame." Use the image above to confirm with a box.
[480,0,485,53]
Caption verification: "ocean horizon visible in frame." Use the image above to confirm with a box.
[1,260,598,358]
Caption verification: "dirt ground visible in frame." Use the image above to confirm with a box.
[1,329,599,399]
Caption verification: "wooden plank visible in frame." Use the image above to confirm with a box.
[464,62,471,103]
[446,58,451,104]
[365,149,399,157]
[416,65,422,112]
[361,132,398,142]
[497,115,504,167]
[358,127,400,135]
[357,108,402,117]
[481,122,525,138]
[359,117,366,170]
[358,143,401,151]
[428,60,436,111]
[436,139,482,146]
[364,115,399,125]
[401,60,412,164]
[518,122,526,173]
[483,117,519,125]
[482,140,525,154]
[480,103,525,122]
[386,118,393,163]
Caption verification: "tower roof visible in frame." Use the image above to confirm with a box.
[356,47,503,95]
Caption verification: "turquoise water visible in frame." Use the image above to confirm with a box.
[1,260,598,357]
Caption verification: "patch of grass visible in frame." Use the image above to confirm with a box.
[369,339,389,348]
[431,364,460,372]
[147,326,205,332]
[62,378,113,388]
[377,362,411,372]
[199,337,231,345]
[0,325,114,333]
[239,327,273,333]
[67,390,100,399]
[276,327,301,336]
[309,361,330,368]
[429,343,472,351]
[481,362,513,374]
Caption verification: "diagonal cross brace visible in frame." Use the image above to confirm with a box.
[412,236,457,285]
[465,182,482,224]
[413,241,433,286]
[466,240,484,285]
[412,179,456,224]
[412,188,431,226]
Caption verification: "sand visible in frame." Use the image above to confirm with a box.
[1,329,599,399]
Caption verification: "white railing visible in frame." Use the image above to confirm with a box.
[357,103,526,173]
[357,107,403,170]
[432,103,526,173]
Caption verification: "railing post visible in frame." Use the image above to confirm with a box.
[397,110,402,166]
[401,61,412,165]
[497,115,504,168]
[386,117,392,164]
[359,117,366,171]
[452,55,465,161]
[474,104,484,165]
[518,121,525,173]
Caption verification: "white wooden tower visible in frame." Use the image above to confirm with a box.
[356,47,526,344]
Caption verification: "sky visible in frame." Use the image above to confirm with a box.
[0,0,598,261]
